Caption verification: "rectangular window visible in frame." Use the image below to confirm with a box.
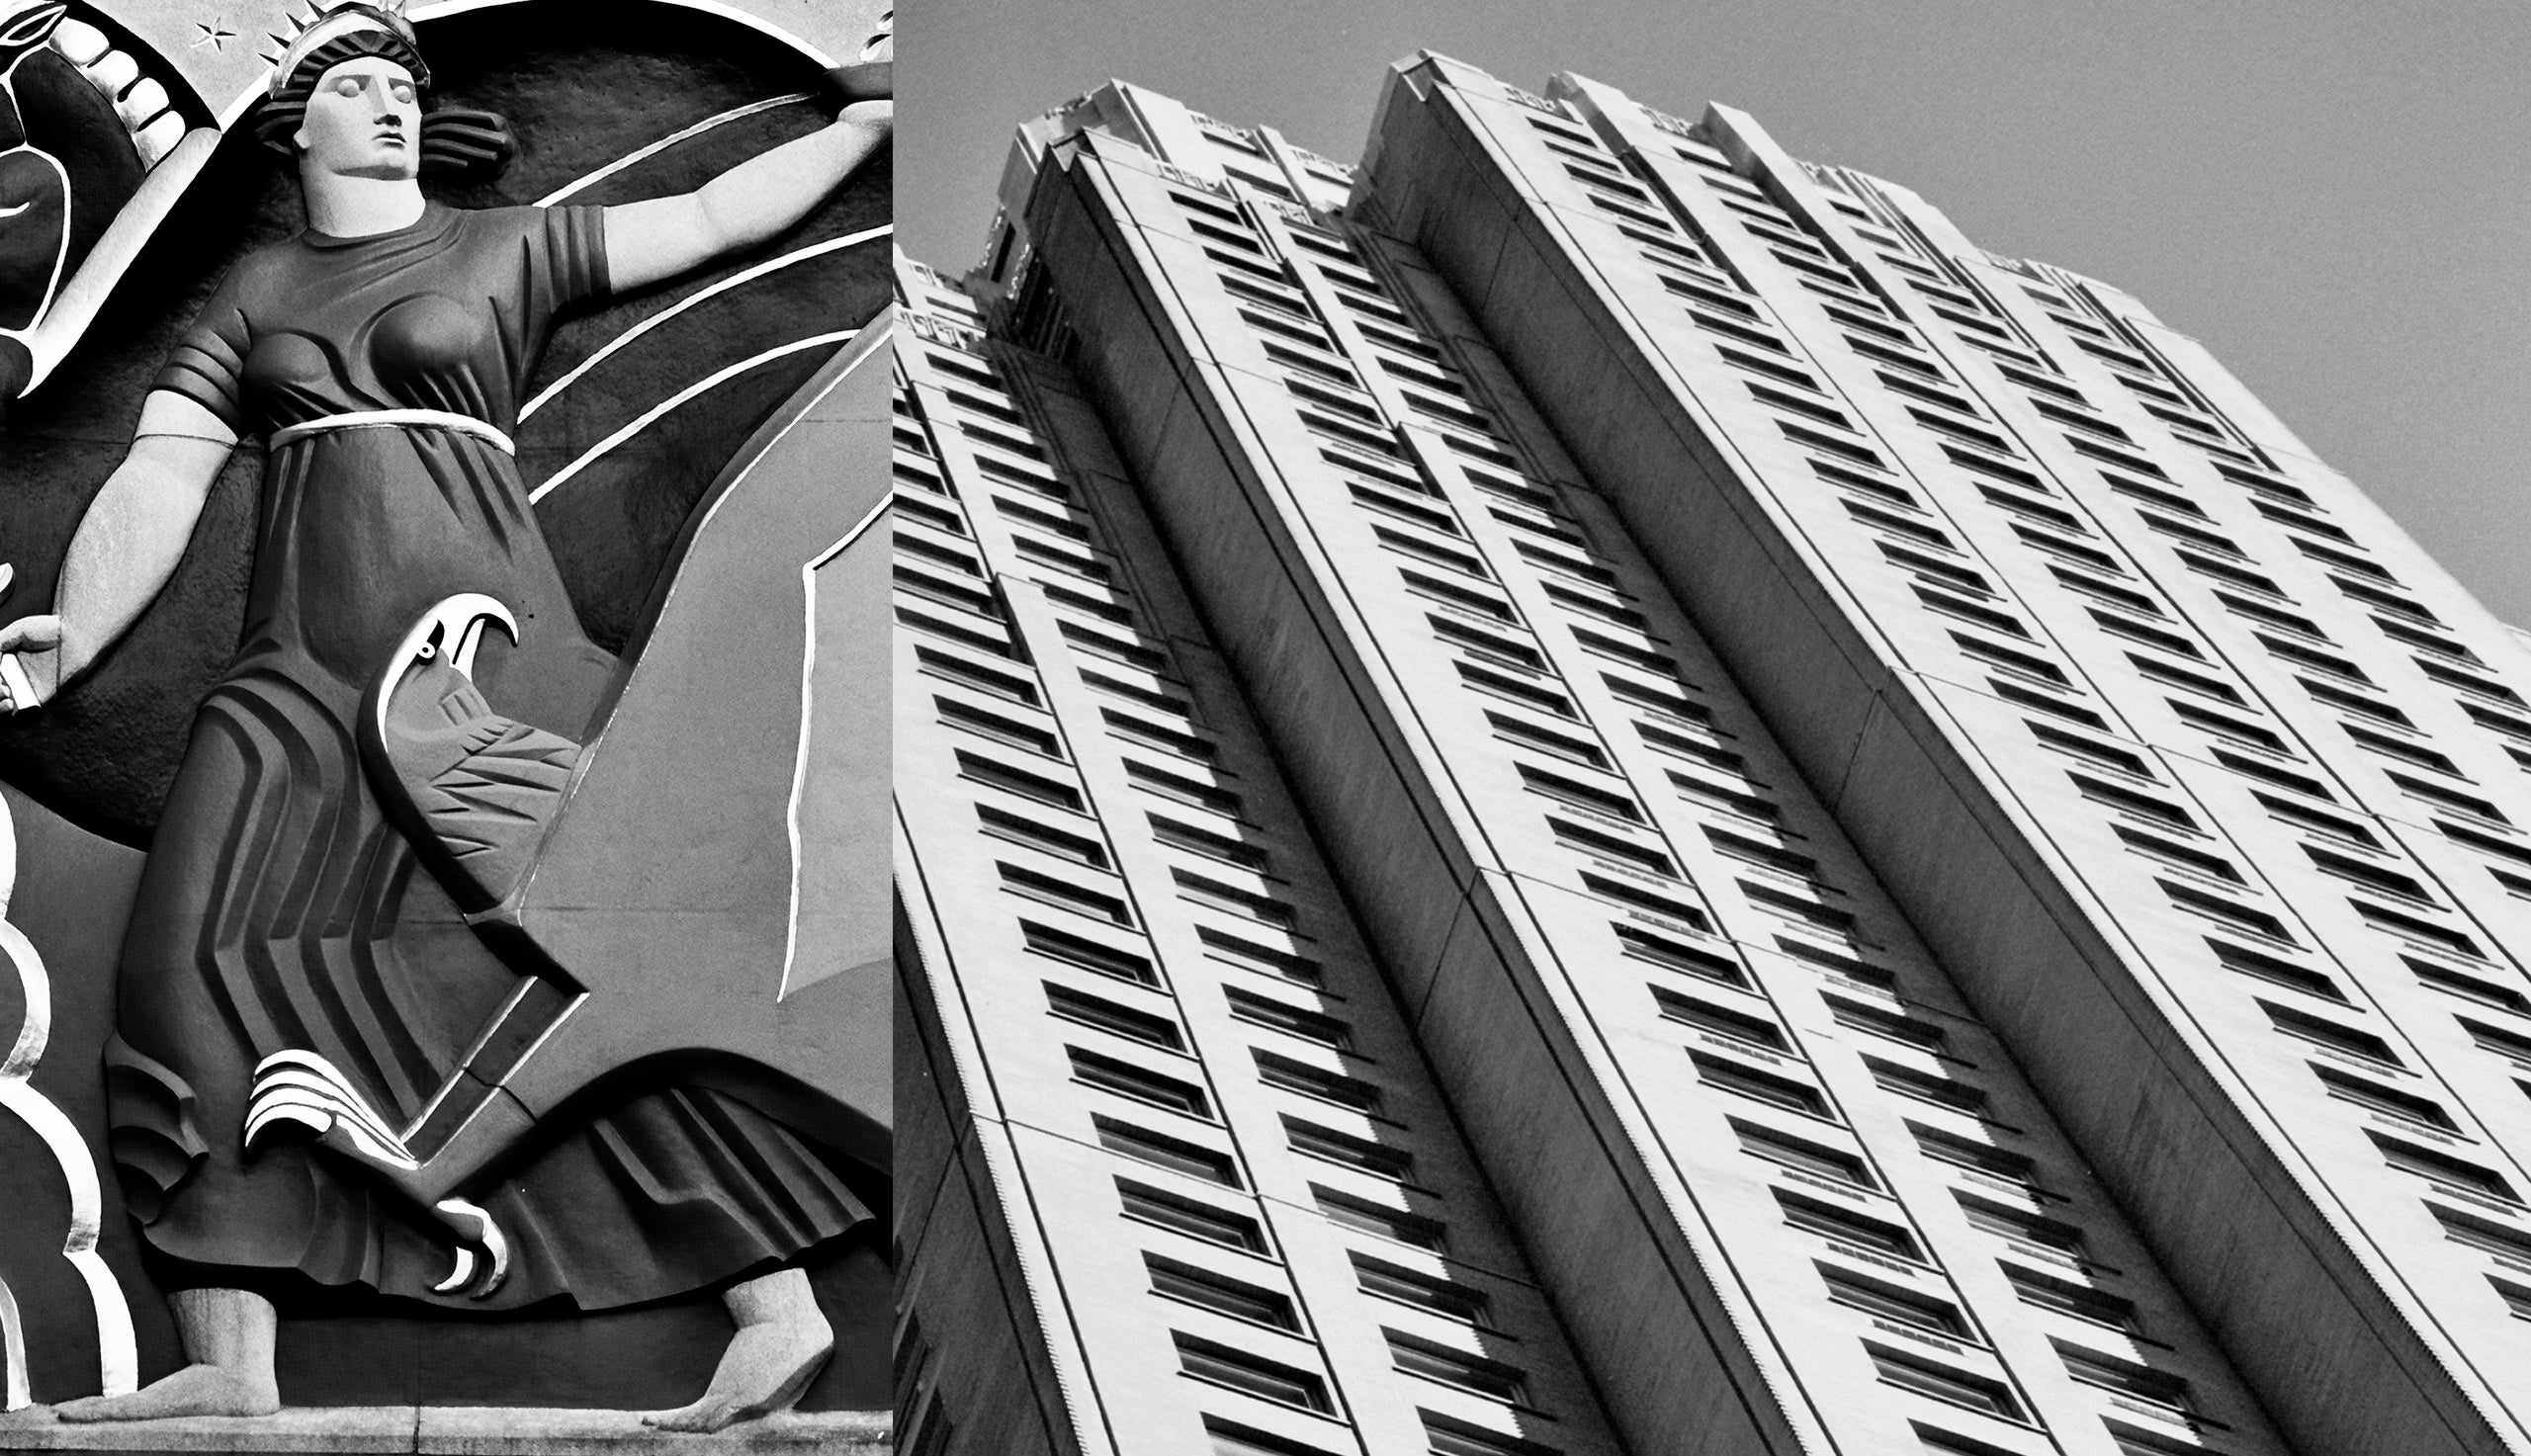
[2311,1064,2457,1132]
[1253,1049,1381,1114]
[2212,747,2336,802]
[1993,685,2110,735]
[1955,1191,2088,1258]
[1385,1329,1529,1404]
[1117,1178,1267,1253]
[1910,1122,2041,1189]
[1420,1411,1561,1456]
[1866,1344,2022,1418]
[1847,499,1955,548]
[1870,1058,1994,1119]
[1916,585,2031,639]
[1550,817,1678,877]
[2051,565,2163,616]
[1150,815,1270,873]
[1353,1253,1491,1328]
[2166,699,2289,755]
[2093,610,2205,659]
[1173,869,1299,929]
[1692,1052,1831,1118]
[2113,824,2243,883]
[1174,1333,1331,1414]
[1125,758,1247,815]
[2001,1263,2137,1331]
[1616,923,1746,985]
[916,644,1037,705]
[1603,672,1711,723]
[1457,661,1578,719]
[1570,625,1677,673]
[2409,961,2530,1016]
[2260,1000,2400,1066]
[1103,708,1219,762]
[1776,934,1900,989]
[1283,1116,1413,1182]
[1776,1187,1924,1260]
[1826,994,1950,1053]
[2303,845,2432,902]
[1579,872,1710,930]
[957,748,1084,811]
[2350,899,2484,961]
[2390,772,2509,824]
[1021,919,1157,985]
[1147,1254,1298,1330]
[2129,653,2245,705]
[1203,1416,1342,1456]
[2159,880,2293,943]
[1519,764,1642,821]
[1071,1047,1210,1118]
[1822,1264,1971,1338]
[1732,1117,1874,1187]
[2205,938,2344,1002]
[2459,1016,2531,1065]
[2071,773,2197,830]
[1312,1184,1445,1251]
[1226,986,1351,1050]
[1739,878,1858,931]
[2030,722,2153,779]
[1955,634,2071,686]
[2255,792,2380,848]
[2431,1203,2531,1264]
[1195,925,1324,987]
[1095,1116,1239,1186]
[1000,862,1132,925]
[1487,712,1608,769]
[1655,988,1789,1051]
[1048,984,1183,1051]
[979,804,1108,868]
[2055,1341,2192,1413]
[1704,826,1825,882]
[2371,1131,2517,1202]
[1672,771,1782,822]
[1637,722,1744,772]
[1914,1423,2029,1456]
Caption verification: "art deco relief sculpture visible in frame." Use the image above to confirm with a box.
[0,0,893,1432]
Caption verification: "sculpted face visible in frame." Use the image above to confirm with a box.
[295,54,421,183]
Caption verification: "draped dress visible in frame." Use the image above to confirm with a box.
[103,201,869,1310]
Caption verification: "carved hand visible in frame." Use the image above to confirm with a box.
[0,608,63,714]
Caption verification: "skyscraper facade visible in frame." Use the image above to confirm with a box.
[897,55,2531,1456]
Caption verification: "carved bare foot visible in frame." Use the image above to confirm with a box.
[642,1267,831,1433]
[53,1289,279,1421]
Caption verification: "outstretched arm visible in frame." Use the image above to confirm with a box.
[602,100,892,295]
[0,390,234,713]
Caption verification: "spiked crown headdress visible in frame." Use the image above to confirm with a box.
[263,0,428,99]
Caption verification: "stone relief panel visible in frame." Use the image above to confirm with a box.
[0,0,893,1429]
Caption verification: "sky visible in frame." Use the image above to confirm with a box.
[901,0,2531,628]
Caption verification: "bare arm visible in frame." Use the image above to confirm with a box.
[0,390,235,712]
[602,101,892,295]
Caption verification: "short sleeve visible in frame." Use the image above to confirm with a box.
[149,263,254,432]
[541,203,610,311]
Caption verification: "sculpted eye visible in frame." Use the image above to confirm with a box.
[392,83,414,103]
[334,77,362,97]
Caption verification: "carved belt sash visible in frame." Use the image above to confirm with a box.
[268,408,515,457]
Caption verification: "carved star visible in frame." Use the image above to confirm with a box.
[193,16,235,48]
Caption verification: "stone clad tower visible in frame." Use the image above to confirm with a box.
[897,56,2531,1456]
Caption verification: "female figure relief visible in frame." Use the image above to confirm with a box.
[0,3,891,1430]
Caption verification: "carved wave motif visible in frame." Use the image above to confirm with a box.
[0,792,135,1411]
